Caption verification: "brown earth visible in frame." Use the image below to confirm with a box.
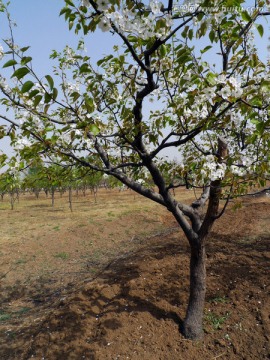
[0,189,269,360]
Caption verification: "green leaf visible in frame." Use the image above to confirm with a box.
[65,0,74,6]
[256,122,264,133]
[241,10,252,22]
[197,12,204,21]
[44,92,52,104]
[159,44,167,58]
[89,124,99,135]
[44,104,50,114]
[250,53,259,67]
[45,75,54,90]
[59,7,68,16]
[197,21,208,37]
[79,63,90,73]
[209,30,216,43]
[127,36,138,43]
[97,54,113,67]
[34,95,43,107]
[206,72,216,85]
[250,95,262,107]
[21,56,32,65]
[80,5,88,13]
[84,97,95,113]
[188,29,194,40]
[71,91,80,102]
[20,46,30,52]
[69,21,74,30]
[52,88,58,101]
[21,81,34,93]
[201,45,212,54]
[3,59,17,68]
[256,24,264,37]
[11,67,30,80]
[261,80,270,92]
[28,89,40,98]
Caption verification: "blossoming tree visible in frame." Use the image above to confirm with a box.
[0,0,270,339]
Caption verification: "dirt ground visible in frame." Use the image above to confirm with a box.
[0,188,269,360]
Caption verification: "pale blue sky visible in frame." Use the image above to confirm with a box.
[0,0,118,74]
[1,1,268,78]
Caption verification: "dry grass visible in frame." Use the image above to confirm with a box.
[0,188,187,305]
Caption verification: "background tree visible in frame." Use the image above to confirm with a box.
[21,163,48,198]
[0,170,21,209]
[0,0,270,339]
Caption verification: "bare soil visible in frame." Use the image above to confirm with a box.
[0,189,269,360]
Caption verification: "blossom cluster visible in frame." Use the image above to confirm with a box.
[82,0,173,40]
[217,76,243,99]
[18,111,44,131]
[0,75,11,94]
[103,10,172,40]
[200,155,227,181]
[14,137,32,150]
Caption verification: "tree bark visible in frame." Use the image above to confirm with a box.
[182,137,228,339]
[183,242,206,340]
[68,186,73,212]
[51,186,55,207]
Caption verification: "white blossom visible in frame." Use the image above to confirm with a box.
[18,111,29,126]
[200,105,208,119]
[96,0,110,11]
[98,17,111,32]
[81,0,90,7]
[218,85,231,99]
[231,87,243,97]
[203,87,217,105]
[149,0,163,15]
[32,116,44,131]
[0,44,4,60]
[15,138,31,150]
[230,165,247,177]
[201,155,227,181]
[217,74,227,84]
[84,139,93,148]
[0,75,11,94]
[65,82,80,94]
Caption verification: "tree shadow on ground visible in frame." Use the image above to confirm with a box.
[1,217,269,359]
[0,233,188,359]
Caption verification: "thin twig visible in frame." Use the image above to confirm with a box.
[212,352,226,360]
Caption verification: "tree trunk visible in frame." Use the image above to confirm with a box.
[93,186,97,203]
[182,138,227,339]
[183,242,206,340]
[68,186,73,212]
[51,187,55,207]
[10,192,14,210]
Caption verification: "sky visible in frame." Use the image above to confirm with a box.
[0,0,269,163]
[0,0,118,74]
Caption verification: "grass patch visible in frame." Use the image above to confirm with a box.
[15,307,31,315]
[107,211,116,217]
[205,311,230,330]
[54,252,69,260]
[77,223,87,227]
[15,258,27,265]
[208,296,229,304]
[0,311,12,322]
[0,307,31,322]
